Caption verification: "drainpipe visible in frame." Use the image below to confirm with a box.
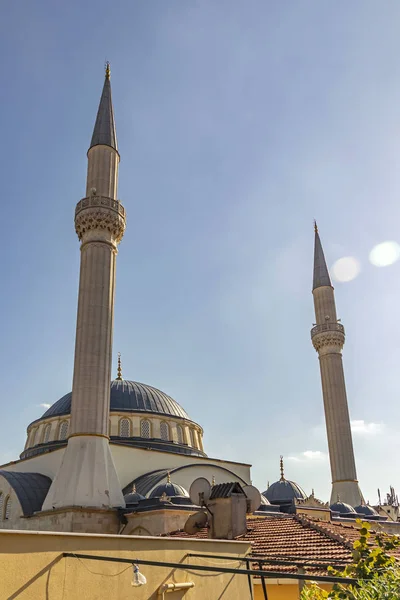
[158,582,195,597]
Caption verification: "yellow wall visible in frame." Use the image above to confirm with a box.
[0,529,251,600]
[254,581,333,600]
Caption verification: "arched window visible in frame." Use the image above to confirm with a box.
[4,496,11,520]
[59,421,69,440]
[176,424,183,444]
[160,421,169,441]
[190,428,196,448]
[119,418,131,437]
[31,427,38,447]
[141,419,151,439]
[0,493,3,519]
[43,424,51,443]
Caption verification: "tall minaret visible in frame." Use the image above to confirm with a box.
[311,223,363,507]
[43,65,125,510]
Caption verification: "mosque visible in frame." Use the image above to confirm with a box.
[0,66,391,535]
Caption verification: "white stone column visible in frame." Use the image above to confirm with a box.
[311,286,363,507]
[42,191,126,511]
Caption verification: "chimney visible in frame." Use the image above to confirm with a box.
[207,482,247,540]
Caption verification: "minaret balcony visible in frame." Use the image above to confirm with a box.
[311,322,345,352]
[311,322,344,337]
[75,195,125,218]
[75,195,126,243]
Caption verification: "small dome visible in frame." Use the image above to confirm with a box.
[149,476,189,499]
[330,501,356,514]
[354,504,378,517]
[264,480,307,503]
[124,485,145,505]
[264,456,307,504]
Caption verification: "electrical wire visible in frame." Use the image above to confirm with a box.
[69,553,133,577]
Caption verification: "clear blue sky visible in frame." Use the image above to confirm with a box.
[1,0,400,504]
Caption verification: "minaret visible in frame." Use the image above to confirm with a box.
[43,65,126,510]
[311,223,363,507]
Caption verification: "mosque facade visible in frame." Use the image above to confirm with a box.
[0,67,389,535]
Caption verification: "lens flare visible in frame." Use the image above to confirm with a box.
[369,241,400,267]
[331,256,360,283]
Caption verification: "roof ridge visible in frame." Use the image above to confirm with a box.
[294,515,353,550]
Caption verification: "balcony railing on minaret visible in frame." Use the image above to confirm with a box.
[310,322,345,338]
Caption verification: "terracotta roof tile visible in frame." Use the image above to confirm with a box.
[166,514,354,574]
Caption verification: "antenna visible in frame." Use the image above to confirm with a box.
[184,511,208,535]
[189,477,212,506]
[243,485,262,513]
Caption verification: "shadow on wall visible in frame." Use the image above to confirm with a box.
[8,555,63,600]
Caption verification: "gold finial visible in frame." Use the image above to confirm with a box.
[280,455,285,481]
[337,494,341,503]
[132,483,136,493]
[311,488,315,497]
[116,352,122,380]
[167,472,171,484]
[314,219,318,233]
[267,481,270,489]
[105,61,111,80]
[212,475,216,487]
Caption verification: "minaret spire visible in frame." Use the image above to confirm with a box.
[313,222,331,290]
[43,67,126,512]
[89,62,118,152]
[310,225,363,507]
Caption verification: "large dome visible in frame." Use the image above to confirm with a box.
[41,379,190,420]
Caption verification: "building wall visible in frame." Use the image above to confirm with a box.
[125,508,195,536]
[111,444,251,489]
[0,529,251,600]
[0,506,120,533]
[1,443,251,490]
[254,581,332,600]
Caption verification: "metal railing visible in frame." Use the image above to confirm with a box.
[75,195,125,218]
[63,551,359,600]
[311,322,345,337]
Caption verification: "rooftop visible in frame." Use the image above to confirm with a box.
[166,514,400,574]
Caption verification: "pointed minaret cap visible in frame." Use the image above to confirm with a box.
[89,62,118,153]
[313,221,332,290]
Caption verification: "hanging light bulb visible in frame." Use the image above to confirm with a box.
[131,564,147,587]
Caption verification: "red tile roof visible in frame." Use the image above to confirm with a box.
[167,514,355,574]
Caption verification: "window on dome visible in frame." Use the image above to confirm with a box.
[43,424,51,443]
[4,496,11,520]
[119,418,131,437]
[0,493,3,519]
[31,428,38,447]
[176,424,183,444]
[141,419,151,439]
[160,421,169,441]
[189,428,196,448]
[59,421,69,440]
